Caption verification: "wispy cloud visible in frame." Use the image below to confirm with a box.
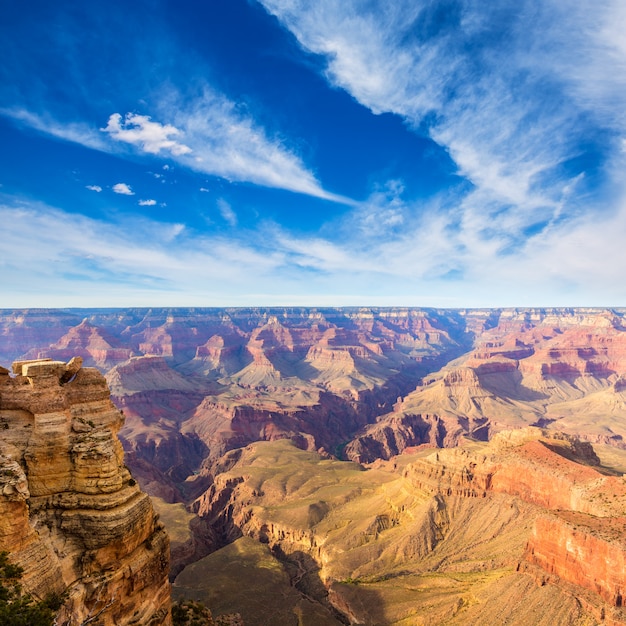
[86,185,102,193]
[3,191,626,306]
[217,198,237,226]
[259,0,626,291]
[112,183,134,195]
[0,200,285,306]
[0,108,108,151]
[159,87,354,203]
[138,199,157,206]
[3,95,352,203]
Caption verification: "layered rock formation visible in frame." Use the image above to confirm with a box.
[181,430,626,625]
[3,308,626,623]
[348,309,626,461]
[0,357,171,625]
[7,307,626,490]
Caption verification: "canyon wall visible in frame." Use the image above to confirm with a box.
[185,430,626,624]
[3,307,626,624]
[0,358,171,625]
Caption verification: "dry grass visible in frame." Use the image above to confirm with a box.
[150,496,195,546]
[173,537,343,626]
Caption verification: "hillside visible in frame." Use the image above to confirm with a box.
[175,431,626,625]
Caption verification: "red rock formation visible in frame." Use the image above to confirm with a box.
[20,319,133,370]
[398,429,626,613]
[526,512,626,608]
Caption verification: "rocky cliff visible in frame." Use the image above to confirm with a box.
[183,430,626,625]
[7,307,626,495]
[4,309,626,624]
[0,357,171,625]
[347,309,626,462]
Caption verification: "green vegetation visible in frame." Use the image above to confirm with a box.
[0,551,60,626]
[172,599,213,625]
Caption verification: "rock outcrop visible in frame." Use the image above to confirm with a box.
[186,431,626,624]
[402,428,626,621]
[0,358,171,625]
[347,310,626,462]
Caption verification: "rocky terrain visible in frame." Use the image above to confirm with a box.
[2,307,626,623]
[178,429,626,625]
[348,309,626,462]
[0,307,475,501]
[0,357,171,625]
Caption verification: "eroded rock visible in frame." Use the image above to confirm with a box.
[0,358,171,625]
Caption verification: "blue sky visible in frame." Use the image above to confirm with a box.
[1,0,625,307]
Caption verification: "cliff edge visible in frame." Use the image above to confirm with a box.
[0,357,171,625]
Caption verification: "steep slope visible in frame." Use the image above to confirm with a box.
[21,319,133,369]
[106,356,214,501]
[4,307,626,623]
[347,310,626,461]
[18,307,467,498]
[0,358,171,625]
[179,430,626,625]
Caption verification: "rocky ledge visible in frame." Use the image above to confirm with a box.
[0,357,171,625]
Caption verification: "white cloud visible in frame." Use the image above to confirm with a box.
[0,201,287,306]
[159,88,354,203]
[2,97,348,202]
[0,108,108,151]
[200,187,210,193]
[99,97,352,202]
[139,199,157,206]
[217,198,237,226]
[86,185,102,192]
[3,189,626,306]
[113,183,134,195]
[259,0,626,295]
[102,113,192,156]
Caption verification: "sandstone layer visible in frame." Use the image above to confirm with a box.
[348,309,626,462]
[4,308,626,623]
[4,308,626,495]
[179,430,626,625]
[0,357,171,625]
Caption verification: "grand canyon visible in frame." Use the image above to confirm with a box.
[1,307,626,625]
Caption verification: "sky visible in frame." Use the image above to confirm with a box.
[1,0,625,308]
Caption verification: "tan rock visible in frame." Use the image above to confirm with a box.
[0,358,171,625]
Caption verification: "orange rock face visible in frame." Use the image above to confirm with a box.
[526,513,626,608]
[400,429,626,617]
[4,306,626,623]
[0,358,171,625]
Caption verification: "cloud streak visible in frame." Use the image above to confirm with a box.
[0,108,108,151]
[159,88,353,203]
[258,0,626,291]
[0,200,285,306]
[2,191,626,307]
[2,94,352,203]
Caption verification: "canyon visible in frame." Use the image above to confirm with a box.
[1,307,626,624]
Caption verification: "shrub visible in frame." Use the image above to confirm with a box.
[0,551,58,626]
